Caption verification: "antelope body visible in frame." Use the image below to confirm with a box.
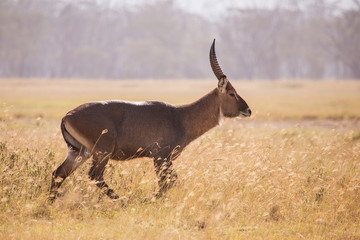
[49,40,251,201]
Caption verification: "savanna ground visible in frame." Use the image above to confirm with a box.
[0,79,359,239]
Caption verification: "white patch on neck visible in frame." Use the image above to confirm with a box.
[218,106,225,126]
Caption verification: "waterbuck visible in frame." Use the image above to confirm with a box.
[49,39,251,201]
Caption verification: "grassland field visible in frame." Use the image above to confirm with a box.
[0,79,359,239]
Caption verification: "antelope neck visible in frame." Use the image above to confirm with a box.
[179,88,221,144]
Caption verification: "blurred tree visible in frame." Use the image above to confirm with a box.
[0,0,358,79]
[327,5,360,78]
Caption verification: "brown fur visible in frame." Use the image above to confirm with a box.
[49,41,251,202]
[49,83,250,202]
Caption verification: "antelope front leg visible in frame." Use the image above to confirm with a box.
[154,157,178,197]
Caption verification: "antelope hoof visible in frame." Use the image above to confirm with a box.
[154,191,164,199]
[140,192,164,203]
[106,189,119,200]
[48,194,56,204]
[48,191,61,204]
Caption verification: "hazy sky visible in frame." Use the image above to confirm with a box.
[100,0,357,17]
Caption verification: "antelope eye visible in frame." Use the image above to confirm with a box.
[229,93,236,97]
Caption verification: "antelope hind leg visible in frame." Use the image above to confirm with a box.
[49,148,90,202]
[89,153,119,199]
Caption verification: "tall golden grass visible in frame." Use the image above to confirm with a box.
[0,79,359,239]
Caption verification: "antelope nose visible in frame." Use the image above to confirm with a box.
[247,108,252,117]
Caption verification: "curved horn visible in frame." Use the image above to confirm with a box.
[209,39,226,80]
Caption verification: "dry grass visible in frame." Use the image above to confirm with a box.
[1,79,360,120]
[0,79,360,239]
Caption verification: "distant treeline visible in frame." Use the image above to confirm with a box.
[0,0,359,79]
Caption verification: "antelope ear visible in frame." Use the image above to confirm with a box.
[218,77,228,93]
